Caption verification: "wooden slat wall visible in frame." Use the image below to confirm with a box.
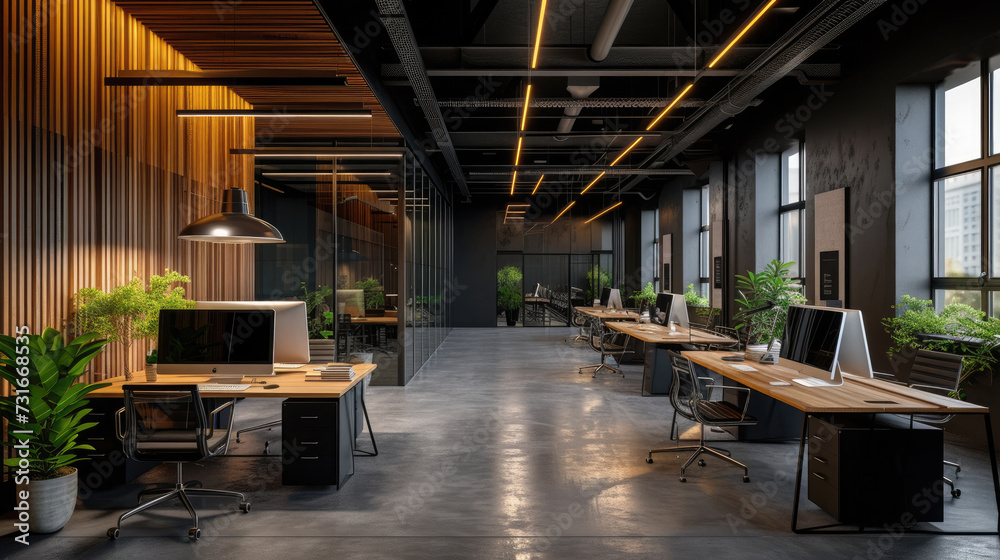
[2,0,256,382]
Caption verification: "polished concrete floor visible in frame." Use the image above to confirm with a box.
[3,327,1000,558]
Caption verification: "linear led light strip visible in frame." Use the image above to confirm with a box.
[646,83,693,131]
[580,171,606,195]
[510,170,518,196]
[521,84,532,130]
[707,0,778,68]
[531,0,549,69]
[584,201,622,224]
[514,136,524,166]
[609,137,643,166]
[552,201,575,224]
[531,174,545,195]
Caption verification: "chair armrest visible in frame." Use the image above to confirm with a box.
[205,399,235,439]
[705,385,752,420]
[908,383,955,395]
[873,371,906,385]
[114,407,125,441]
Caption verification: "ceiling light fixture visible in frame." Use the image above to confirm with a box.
[260,172,392,177]
[514,136,524,166]
[581,171,606,194]
[178,188,284,244]
[707,0,779,68]
[646,83,693,131]
[510,170,518,196]
[177,109,372,118]
[531,174,545,195]
[584,201,623,224]
[609,137,644,166]
[552,201,575,224]
[531,0,549,68]
[521,84,533,130]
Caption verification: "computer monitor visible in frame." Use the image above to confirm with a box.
[599,287,612,307]
[606,288,624,311]
[533,283,542,298]
[667,293,690,328]
[652,292,673,324]
[338,289,365,318]
[779,305,874,386]
[195,301,310,365]
[157,309,275,377]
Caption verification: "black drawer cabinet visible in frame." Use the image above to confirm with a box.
[808,415,944,525]
[281,389,356,487]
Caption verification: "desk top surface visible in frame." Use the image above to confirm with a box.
[90,363,376,399]
[575,306,640,320]
[683,351,985,415]
[607,321,735,345]
[350,316,397,325]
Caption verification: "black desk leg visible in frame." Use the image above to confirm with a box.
[984,413,1000,534]
[791,413,809,533]
[354,393,379,457]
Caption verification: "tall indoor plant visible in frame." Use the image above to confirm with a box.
[497,265,524,326]
[585,265,611,304]
[734,260,806,345]
[74,269,193,380]
[354,277,385,310]
[0,328,110,533]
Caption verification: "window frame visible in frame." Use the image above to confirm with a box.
[699,184,710,297]
[780,141,807,286]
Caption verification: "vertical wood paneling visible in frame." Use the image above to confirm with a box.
[2,0,256,382]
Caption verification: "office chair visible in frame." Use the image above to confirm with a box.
[711,325,741,351]
[877,348,965,498]
[568,308,591,343]
[578,318,629,377]
[108,385,250,540]
[646,351,756,483]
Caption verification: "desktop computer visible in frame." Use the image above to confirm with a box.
[196,301,310,367]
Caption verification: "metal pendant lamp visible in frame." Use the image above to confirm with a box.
[178,188,285,243]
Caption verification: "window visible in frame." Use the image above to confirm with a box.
[932,57,1000,315]
[699,185,710,297]
[780,142,806,283]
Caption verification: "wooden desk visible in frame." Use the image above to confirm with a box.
[683,351,999,533]
[574,306,640,321]
[350,316,397,326]
[606,321,734,346]
[85,364,377,489]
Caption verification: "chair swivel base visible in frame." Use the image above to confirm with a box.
[677,445,750,483]
[646,444,732,463]
[108,464,250,540]
[578,361,625,378]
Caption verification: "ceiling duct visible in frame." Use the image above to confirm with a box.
[590,0,635,62]
[374,0,471,199]
[554,77,600,141]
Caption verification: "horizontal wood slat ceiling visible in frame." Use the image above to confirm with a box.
[112,0,400,141]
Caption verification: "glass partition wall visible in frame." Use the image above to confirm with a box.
[254,150,451,385]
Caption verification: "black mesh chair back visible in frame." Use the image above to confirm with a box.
[668,351,702,423]
[906,349,963,393]
[122,385,226,463]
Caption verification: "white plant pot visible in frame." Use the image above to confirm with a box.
[18,468,78,533]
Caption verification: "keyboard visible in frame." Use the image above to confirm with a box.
[197,384,250,392]
[792,378,835,387]
[274,362,308,369]
[731,364,758,372]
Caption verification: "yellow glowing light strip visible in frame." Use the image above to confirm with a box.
[521,84,533,130]
[531,174,545,195]
[552,201,575,223]
[510,170,518,196]
[707,0,778,68]
[609,137,643,166]
[581,171,606,195]
[514,136,524,166]
[531,0,549,68]
[584,201,623,224]
[646,83,693,131]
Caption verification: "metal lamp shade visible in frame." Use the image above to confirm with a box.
[178,188,285,244]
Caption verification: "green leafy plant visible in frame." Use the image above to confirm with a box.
[74,269,193,379]
[585,265,612,303]
[354,277,385,309]
[297,283,335,339]
[146,349,157,365]
[734,259,807,345]
[0,328,111,479]
[633,282,656,306]
[497,266,523,311]
[883,295,1000,392]
[684,283,710,307]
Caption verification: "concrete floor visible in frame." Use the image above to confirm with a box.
[3,327,999,559]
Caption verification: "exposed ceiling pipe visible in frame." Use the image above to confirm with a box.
[590,0,635,62]
[554,77,599,141]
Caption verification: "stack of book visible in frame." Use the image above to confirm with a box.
[305,363,355,382]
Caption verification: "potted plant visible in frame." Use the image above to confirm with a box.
[684,283,721,328]
[354,277,385,312]
[298,283,338,357]
[0,327,111,533]
[74,269,193,380]
[734,260,807,350]
[585,265,611,304]
[632,282,657,309]
[497,265,523,326]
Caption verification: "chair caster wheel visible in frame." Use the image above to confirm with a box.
[107,527,120,540]
[646,457,653,464]
[236,436,242,443]
[697,459,706,467]
[189,527,201,540]
[679,477,687,483]
[240,501,251,512]
[743,475,750,483]
[952,489,961,498]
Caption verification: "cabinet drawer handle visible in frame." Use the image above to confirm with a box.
[813,456,828,464]
[301,441,319,445]
[299,416,320,419]
[302,456,319,460]
[86,437,106,441]
[812,472,827,481]
[87,453,105,458]
[811,434,829,443]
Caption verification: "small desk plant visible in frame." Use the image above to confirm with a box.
[0,328,110,534]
